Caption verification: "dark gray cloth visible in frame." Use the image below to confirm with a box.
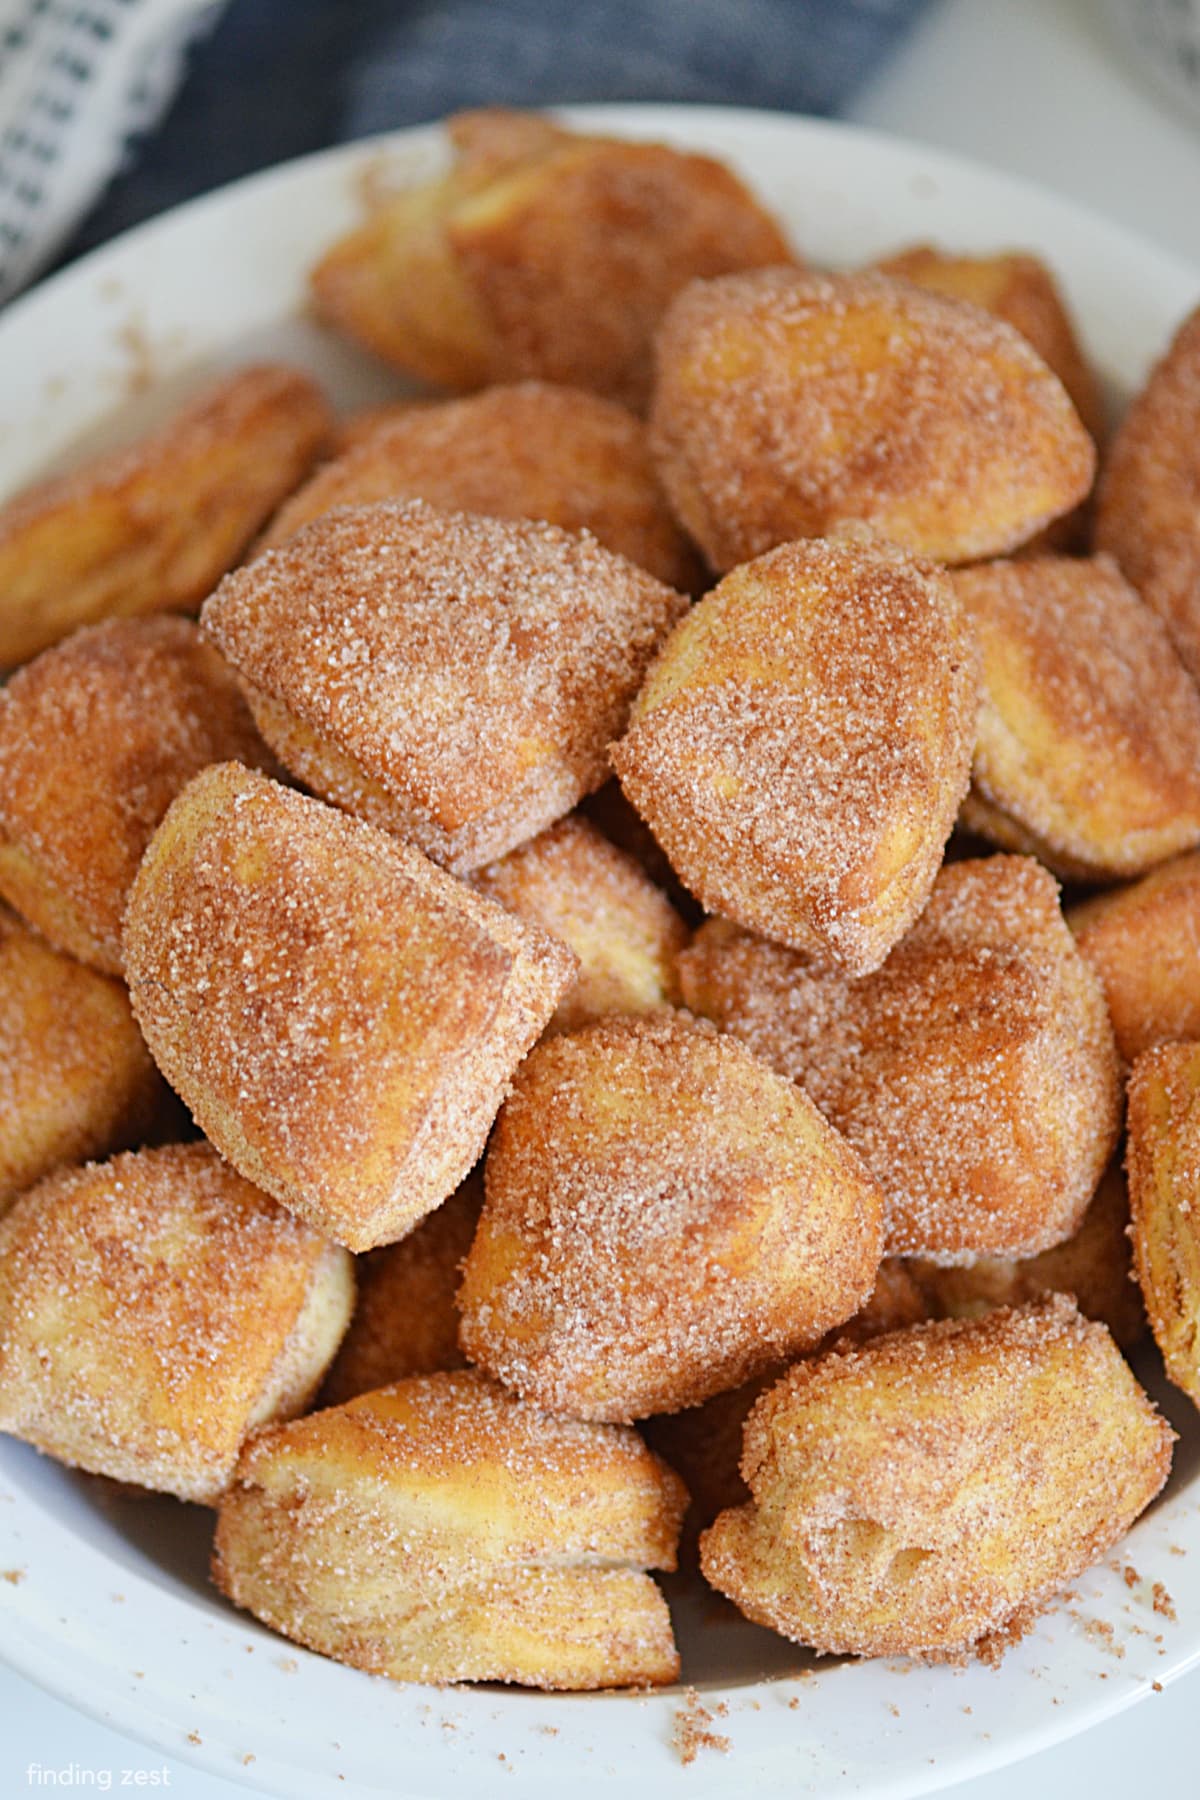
[65,0,929,262]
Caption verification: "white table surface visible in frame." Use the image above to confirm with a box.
[4,0,1200,1793]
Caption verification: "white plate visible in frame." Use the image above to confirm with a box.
[1,105,1199,1800]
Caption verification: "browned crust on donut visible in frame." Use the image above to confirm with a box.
[610,530,978,975]
[123,764,576,1250]
[650,268,1095,572]
[0,1141,354,1501]
[0,365,331,667]
[678,855,1122,1262]
[952,553,1200,880]
[699,1298,1172,1660]
[1096,303,1200,683]
[0,615,273,973]
[459,1011,886,1421]
[259,381,701,590]
[203,497,687,873]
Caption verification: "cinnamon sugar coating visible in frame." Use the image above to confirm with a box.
[1126,1042,1200,1408]
[320,1171,483,1406]
[311,108,793,411]
[1069,850,1200,1064]
[0,616,274,974]
[649,268,1095,572]
[911,1162,1145,1350]
[123,764,576,1250]
[1096,303,1200,683]
[203,498,687,874]
[259,381,700,590]
[610,531,978,976]
[0,364,331,667]
[459,1012,886,1421]
[213,1368,685,1688]
[0,1142,354,1502]
[953,554,1200,881]
[472,815,688,1035]
[700,1297,1172,1660]
[678,856,1122,1262]
[874,244,1105,441]
[0,909,169,1216]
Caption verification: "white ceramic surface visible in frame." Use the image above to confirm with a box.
[1,105,1200,1800]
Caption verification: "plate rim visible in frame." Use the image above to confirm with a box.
[2,100,1199,1800]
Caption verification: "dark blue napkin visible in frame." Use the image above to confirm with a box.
[65,0,929,262]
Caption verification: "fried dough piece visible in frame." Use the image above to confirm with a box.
[319,1172,483,1406]
[875,245,1105,441]
[0,365,331,667]
[311,108,793,411]
[472,815,687,1035]
[0,1142,354,1502]
[678,856,1121,1262]
[650,268,1094,573]
[0,616,273,974]
[123,764,576,1251]
[911,1162,1144,1349]
[953,554,1200,881]
[213,1369,685,1688]
[459,1012,886,1421]
[1126,1042,1200,1407]
[310,113,572,398]
[259,382,699,590]
[1069,851,1200,1063]
[0,909,169,1216]
[610,531,978,976]
[1096,303,1200,683]
[204,498,686,875]
[645,1259,929,1540]
[700,1298,1172,1661]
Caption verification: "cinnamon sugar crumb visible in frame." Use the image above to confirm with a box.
[1,1568,25,1585]
[1152,1583,1177,1622]
[1082,1619,1125,1659]
[672,1687,732,1765]
[186,1732,202,1746]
